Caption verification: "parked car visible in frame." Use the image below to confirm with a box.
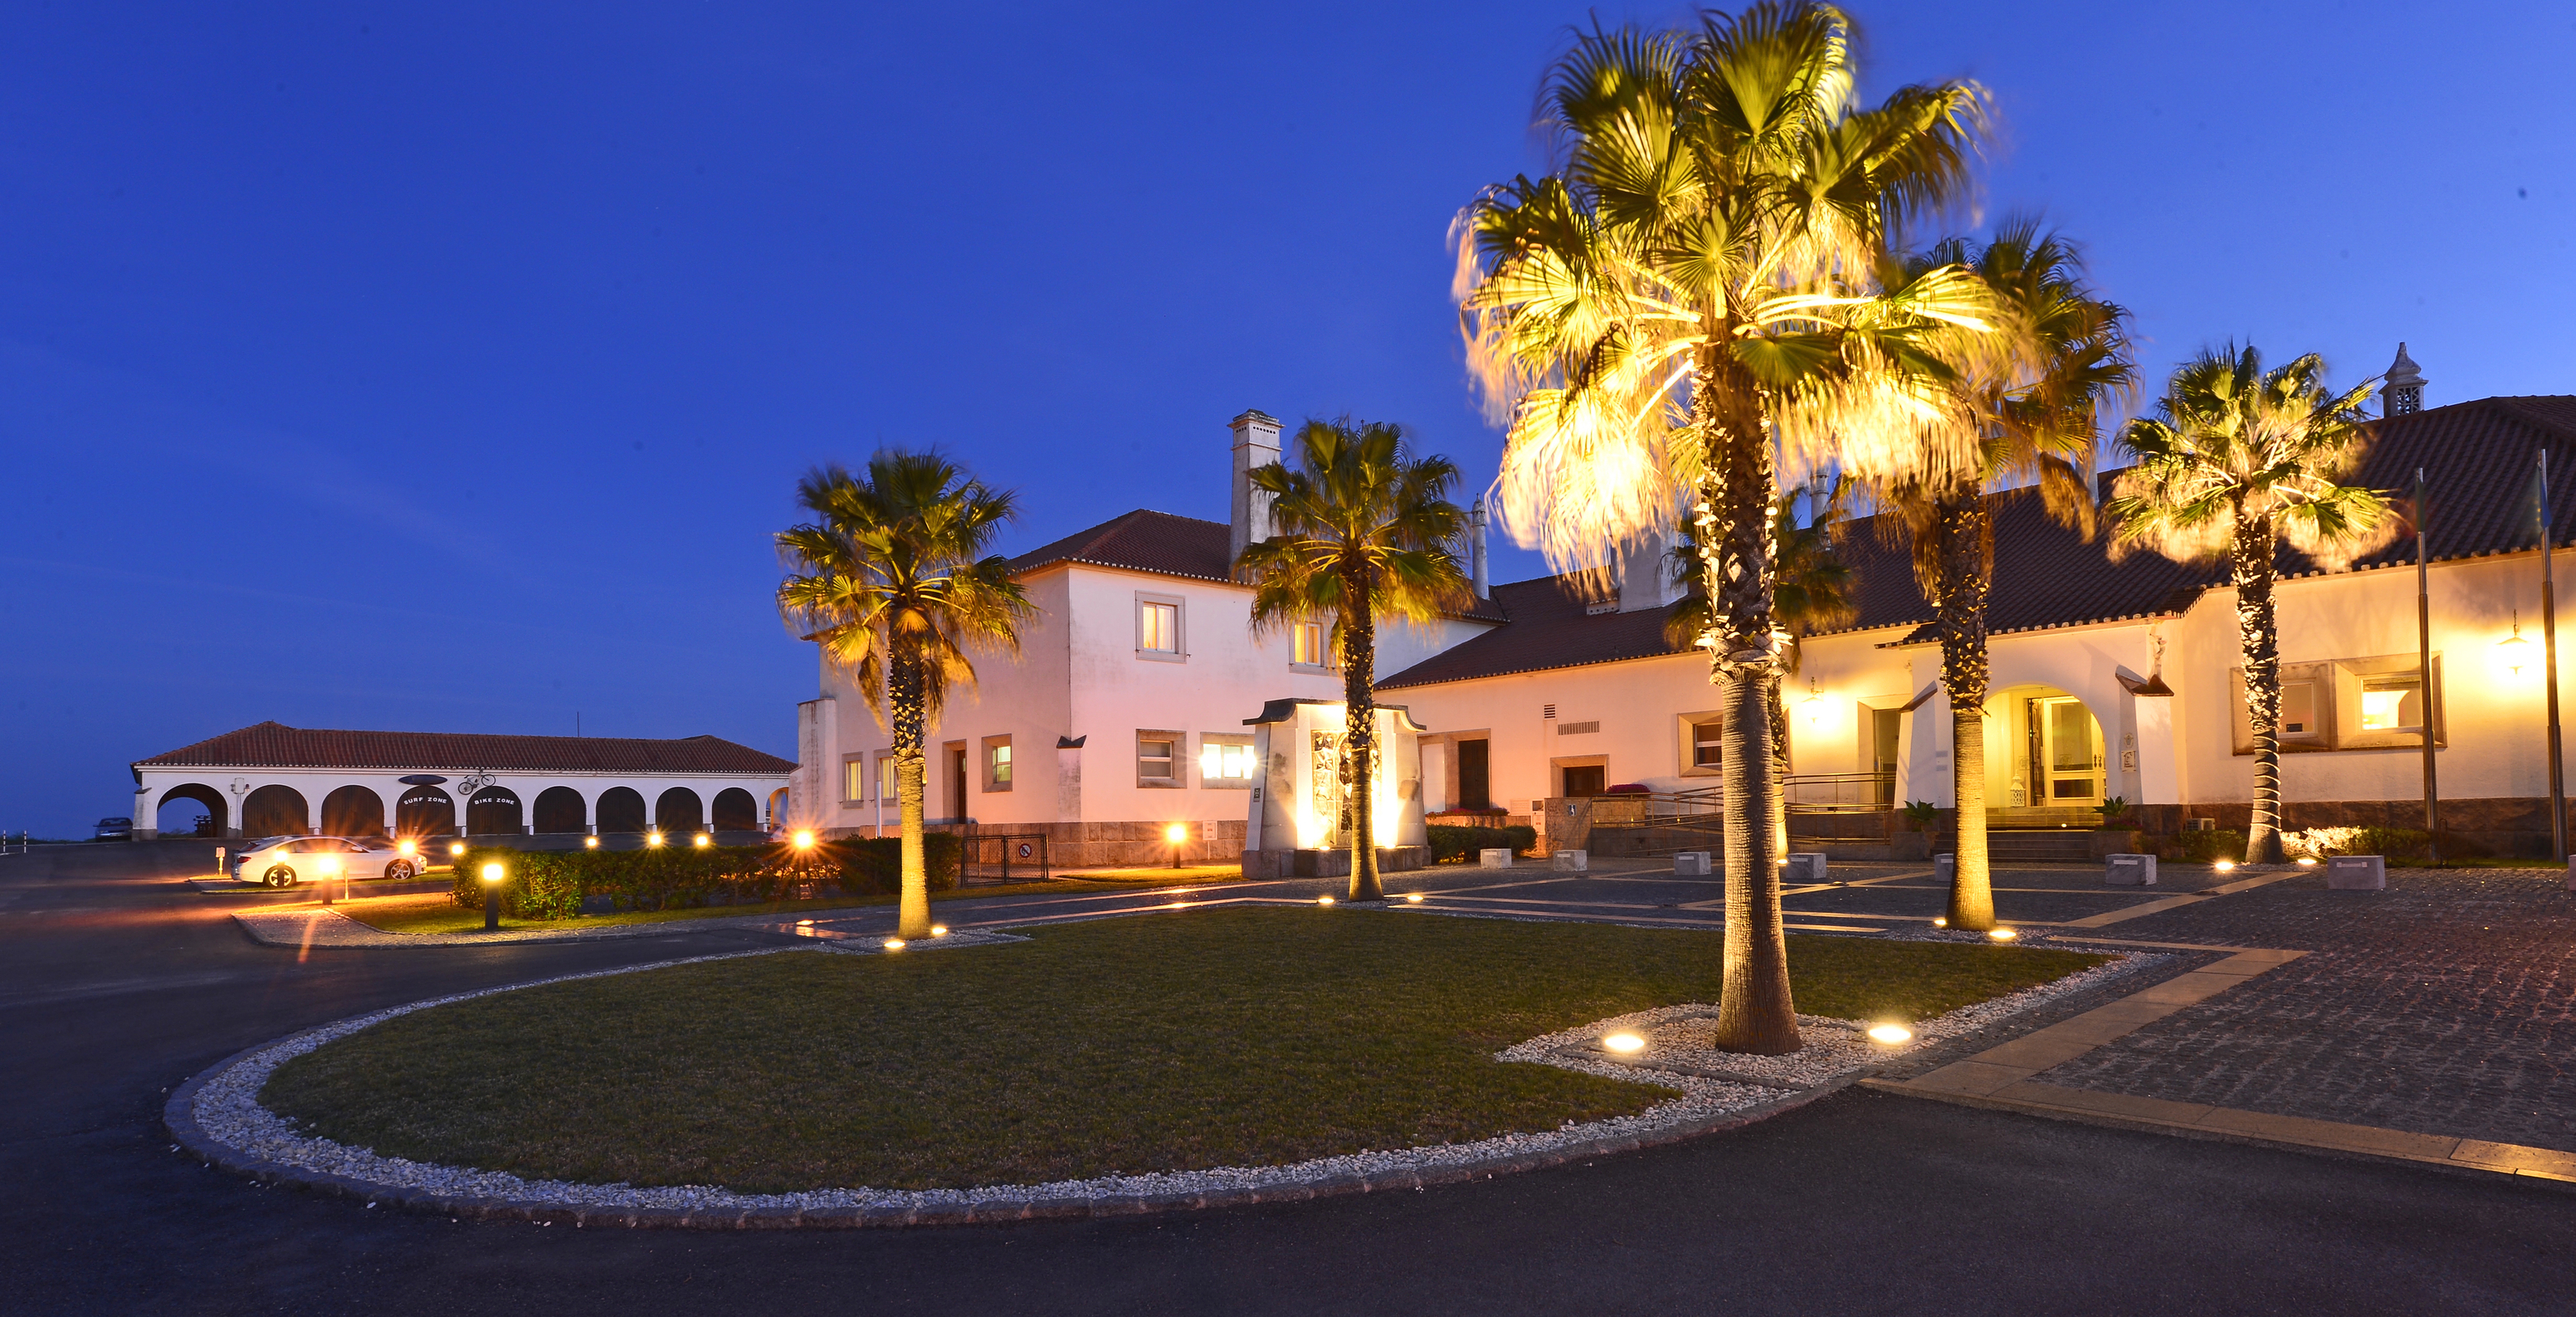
[92,817,132,841]
[230,836,426,887]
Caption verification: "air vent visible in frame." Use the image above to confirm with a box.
[1543,705,1557,719]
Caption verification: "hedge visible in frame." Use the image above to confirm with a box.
[1426,824,1539,864]
[450,833,964,920]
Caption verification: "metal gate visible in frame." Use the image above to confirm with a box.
[960,832,1049,885]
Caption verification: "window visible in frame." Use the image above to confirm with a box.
[1201,734,1256,788]
[2230,655,2444,753]
[1138,732,1182,787]
[2360,675,2423,732]
[844,758,866,803]
[1290,621,1328,668]
[876,754,895,802]
[2280,680,2319,737]
[1561,764,1608,797]
[983,735,1012,792]
[1692,719,1724,768]
[1136,593,1184,660]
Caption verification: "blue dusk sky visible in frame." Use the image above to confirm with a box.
[2,2,2570,834]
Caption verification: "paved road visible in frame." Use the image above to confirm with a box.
[5,843,2570,1316]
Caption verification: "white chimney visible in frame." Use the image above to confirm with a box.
[1469,497,1490,600]
[1619,530,1667,612]
[1228,409,1282,568]
[2385,343,2427,417]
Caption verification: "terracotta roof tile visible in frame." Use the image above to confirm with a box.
[1008,508,1510,621]
[135,722,794,774]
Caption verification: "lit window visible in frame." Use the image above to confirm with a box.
[876,755,895,801]
[844,759,864,802]
[2360,676,2423,732]
[1292,621,1327,667]
[1139,735,1178,786]
[1201,739,1256,786]
[1692,719,1724,768]
[1139,602,1180,654]
[987,738,1012,788]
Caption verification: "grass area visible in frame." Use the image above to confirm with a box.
[1054,862,1243,882]
[343,879,1127,934]
[264,907,2102,1193]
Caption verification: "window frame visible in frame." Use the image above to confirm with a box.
[2228,654,2445,753]
[1289,620,1329,672]
[1680,712,1725,776]
[842,756,867,804]
[876,752,896,802]
[982,734,1013,793]
[1135,592,1187,663]
[1137,729,1185,788]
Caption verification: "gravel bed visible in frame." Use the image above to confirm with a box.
[171,935,2164,1227]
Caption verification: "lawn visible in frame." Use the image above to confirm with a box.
[263,907,2101,1193]
[345,868,1248,934]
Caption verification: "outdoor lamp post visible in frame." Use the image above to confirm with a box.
[481,861,505,932]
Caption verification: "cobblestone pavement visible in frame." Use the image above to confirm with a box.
[2045,868,2576,1153]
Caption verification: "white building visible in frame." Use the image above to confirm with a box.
[131,722,794,843]
[788,410,1503,867]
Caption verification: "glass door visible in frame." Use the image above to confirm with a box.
[2037,697,2105,803]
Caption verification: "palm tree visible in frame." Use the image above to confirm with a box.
[1873,223,2134,930]
[776,451,1032,938]
[2106,346,2393,864]
[1666,481,1860,852]
[1237,418,1471,901]
[1454,2,1988,1052]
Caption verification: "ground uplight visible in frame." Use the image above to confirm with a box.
[1866,1023,1914,1045]
[1405,893,1425,903]
[1317,895,1334,906]
[1988,928,2017,942]
[930,924,948,937]
[1602,1032,1647,1054]
[2295,856,2317,866]
[882,938,905,951]
[2213,860,2237,872]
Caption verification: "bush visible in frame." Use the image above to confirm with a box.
[1427,823,1538,863]
[2169,829,2245,865]
[2283,826,2431,860]
[827,833,962,895]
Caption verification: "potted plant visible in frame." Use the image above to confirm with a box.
[1893,799,1941,861]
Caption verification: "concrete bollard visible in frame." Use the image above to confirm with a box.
[1550,850,1588,872]
[2325,855,2387,890]
[2105,853,2157,886]
[1674,851,1711,876]
[1934,853,1954,888]
[2567,856,2576,893]
[1478,848,1513,869]
[1782,853,1827,883]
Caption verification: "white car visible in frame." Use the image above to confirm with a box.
[232,836,427,887]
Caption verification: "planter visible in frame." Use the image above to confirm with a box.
[1890,833,1930,861]
[2086,830,2147,861]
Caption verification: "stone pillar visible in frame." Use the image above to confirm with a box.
[130,787,157,841]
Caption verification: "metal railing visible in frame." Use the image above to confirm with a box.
[1783,771,1896,815]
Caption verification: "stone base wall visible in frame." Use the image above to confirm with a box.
[2134,797,2571,859]
[822,819,1250,871]
[1240,846,1430,880]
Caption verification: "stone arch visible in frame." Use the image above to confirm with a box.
[320,785,388,837]
[533,786,588,834]
[655,788,705,834]
[468,786,524,836]
[595,787,647,833]
[398,785,455,838]
[241,785,310,837]
[155,783,227,837]
[1982,681,2110,812]
[711,788,758,832]
[766,787,790,832]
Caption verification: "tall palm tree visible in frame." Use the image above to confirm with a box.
[1238,418,1471,901]
[1455,2,1988,1052]
[1873,223,2133,930]
[2106,346,2392,864]
[776,451,1032,938]
[1667,481,1860,851]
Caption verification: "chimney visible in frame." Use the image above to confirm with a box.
[1619,531,1667,613]
[1469,497,1490,600]
[2385,343,2427,417]
[1228,409,1282,568]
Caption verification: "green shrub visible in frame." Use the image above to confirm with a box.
[827,833,962,895]
[451,843,805,919]
[2281,826,2432,860]
[1427,824,1539,863]
[2169,829,2245,864]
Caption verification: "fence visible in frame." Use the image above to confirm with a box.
[959,832,1050,885]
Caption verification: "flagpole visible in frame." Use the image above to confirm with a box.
[2416,469,2438,864]
[2543,449,2567,859]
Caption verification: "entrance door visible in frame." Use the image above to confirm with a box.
[2032,697,2105,803]
[946,745,968,823]
[1871,708,1902,806]
[1561,764,1607,797]
[1456,739,1490,810]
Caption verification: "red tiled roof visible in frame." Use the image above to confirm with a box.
[1008,508,1511,621]
[1378,394,2576,685]
[134,723,794,774]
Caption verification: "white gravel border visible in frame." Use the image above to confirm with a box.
[168,933,2166,1227]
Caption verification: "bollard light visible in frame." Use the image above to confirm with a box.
[397,839,417,858]
[319,856,341,905]
[450,841,466,858]
[793,830,816,851]
[694,833,710,848]
[1166,822,1187,869]
[481,861,505,931]
[647,832,665,848]
[584,836,600,849]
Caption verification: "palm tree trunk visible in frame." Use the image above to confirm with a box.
[1767,671,1790,858]
[1697,344,1799,1056]
[2234,515,2286,864]
[1343,578,1383,901]
[1937,493,1995,930]
[890,647,934,939]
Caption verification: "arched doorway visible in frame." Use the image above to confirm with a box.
[468,787,524,836]
[655,788,704,835]
[711,788,758,832]
[595,787,647,834]
[533,787,587,834]
[766,787,789,832]
[1983,684,2107,819]
[398,785,455,838]
[320,785,388,837]
[156,783,227,837]
[242,785,310,838]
